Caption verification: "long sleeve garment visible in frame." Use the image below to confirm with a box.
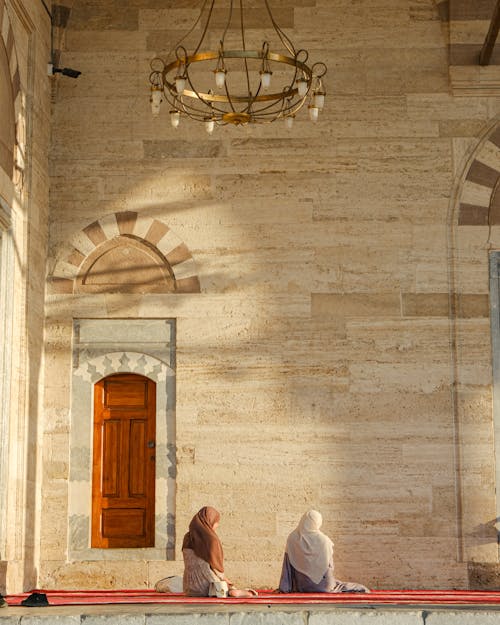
[182,547,224,596]
[278,552,368,593]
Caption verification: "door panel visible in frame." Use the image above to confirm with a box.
[129,420,146,496]
[92,373,156,548]
[104,378,149,407]
[102,420,120,497]
[102,508,145,538]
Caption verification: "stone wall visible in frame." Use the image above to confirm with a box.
[0,0,51,594]
[40,0,500,590]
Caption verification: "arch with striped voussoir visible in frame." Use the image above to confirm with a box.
[457,125,500,227]
[0,0,26,188]
[48,211,201,294]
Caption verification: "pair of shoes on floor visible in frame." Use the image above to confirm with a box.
[0,594,7,608]
[21,592,49,607]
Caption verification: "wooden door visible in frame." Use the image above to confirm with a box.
[92,373,156,548]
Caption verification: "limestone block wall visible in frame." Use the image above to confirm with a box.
[41,0,500,590]
[0,0,51,594]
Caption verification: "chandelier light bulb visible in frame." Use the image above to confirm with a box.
[313,91,325,110]
[308,104,319,122]
[297,77,308,97]
[148,1,327,127]
[260,70,272,89]
[170,110,181,128]
[215,69,226,89]
[150,88,162,116]
[175,75,186,94]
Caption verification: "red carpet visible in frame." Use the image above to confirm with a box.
[5,589,500,606]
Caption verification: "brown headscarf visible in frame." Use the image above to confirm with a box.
[182,506,224,573]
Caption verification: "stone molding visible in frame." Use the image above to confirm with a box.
[0,606,497,625]
[1,0,26,191]
[74,351,171,383]
[49,211,201,294]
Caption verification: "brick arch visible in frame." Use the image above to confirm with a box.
[457,125,500,227]
[48,211,200,294]
[1,0,25,189]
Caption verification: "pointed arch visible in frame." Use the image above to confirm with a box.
[48,211,201,294]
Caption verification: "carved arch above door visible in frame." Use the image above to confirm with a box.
[48,211,201,294]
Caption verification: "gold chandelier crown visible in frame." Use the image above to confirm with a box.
[149,0,327,132]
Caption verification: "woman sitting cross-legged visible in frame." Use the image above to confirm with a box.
[182,506,257,598]
[279,509,369,593]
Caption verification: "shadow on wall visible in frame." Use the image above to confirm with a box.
[466,514,500,591]
[43,0,473,591]
[469,518,500,545]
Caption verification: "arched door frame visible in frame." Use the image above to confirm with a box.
[69,351,175,561]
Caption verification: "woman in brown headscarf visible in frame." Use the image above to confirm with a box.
[182,506,257,597]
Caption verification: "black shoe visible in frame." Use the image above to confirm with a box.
[21,592,49,607]
[0,593,7,607]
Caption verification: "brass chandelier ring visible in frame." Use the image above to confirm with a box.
[158,50,314,104]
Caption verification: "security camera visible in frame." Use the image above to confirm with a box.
[47,63,81,78]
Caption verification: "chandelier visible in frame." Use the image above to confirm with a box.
[148,0,327,133]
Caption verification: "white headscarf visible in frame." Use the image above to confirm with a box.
[285,510,334,584]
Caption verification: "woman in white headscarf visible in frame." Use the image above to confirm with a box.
[278,510,369,593]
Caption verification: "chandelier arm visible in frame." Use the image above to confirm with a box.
[239,0,246,51]
[245,85,264,115]
[222,76,237,113]
[175,45,189,67]
[164,86,220,121]
[164,84,310,123]
[163,92,207,122]
[249,93,291,116]
[220,0,235,46]
[238,0,253,100]
[167,0,210,60]
[243,77,266,115]
[192,0,217,56]
[287,59,301,95]
[263,0,297,57]
[179,101,214,122]
[283,96,308,117]
[149,66,164,87]
[183,69,225,114]
[181,64,254,119]
[253,94,298,118]
[311,61,327,79]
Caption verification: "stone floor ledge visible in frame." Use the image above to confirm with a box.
[1,607,500,625]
